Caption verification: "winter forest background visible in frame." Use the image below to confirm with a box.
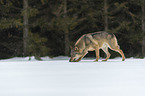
[0,0,145,59]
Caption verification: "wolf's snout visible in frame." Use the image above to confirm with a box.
[69,57,73,62]
[69,57,75,62]
[69,58,72,62]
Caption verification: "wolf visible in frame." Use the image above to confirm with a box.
[69,31,125,62]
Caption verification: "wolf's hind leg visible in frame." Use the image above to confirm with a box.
[109,45,125,61]
[114,48,125,61]
[108,36,125,61]
[102,47,111,61]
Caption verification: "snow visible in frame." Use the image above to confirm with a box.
[0,57,145,96]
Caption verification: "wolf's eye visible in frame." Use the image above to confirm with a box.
[75,47,79,51]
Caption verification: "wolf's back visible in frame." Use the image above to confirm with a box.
[90,31,115,40]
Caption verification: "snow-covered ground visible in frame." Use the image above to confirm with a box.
[0,57,145,96]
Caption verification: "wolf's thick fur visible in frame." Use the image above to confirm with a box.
[69,31,125,62]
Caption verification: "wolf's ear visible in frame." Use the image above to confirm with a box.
[75,47,79,51]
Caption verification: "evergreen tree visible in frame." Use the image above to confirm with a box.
[0,0,23,58]
[0,0,145,59]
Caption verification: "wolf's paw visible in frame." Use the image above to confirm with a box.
[94,59,99,62]
[102,59,107,62]
[122,58,125,61]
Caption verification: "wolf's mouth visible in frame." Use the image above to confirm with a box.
[69,57,76,62]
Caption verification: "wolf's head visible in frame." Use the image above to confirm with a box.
[69,46,83,62]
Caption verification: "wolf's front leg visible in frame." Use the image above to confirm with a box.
[95,47,99,61]
[74,57,82,62]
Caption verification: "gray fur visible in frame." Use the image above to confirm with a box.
[70,31,125,62]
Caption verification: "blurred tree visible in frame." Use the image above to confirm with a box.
[108,0,142,57]
[0,0,23,59]
[104,0,108,31]
[23,0,29,56]
[141,0,145,57]
[64,0,69,56]
[24,0,49,59]
[0,0,145,59]
[28,32,49,60]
